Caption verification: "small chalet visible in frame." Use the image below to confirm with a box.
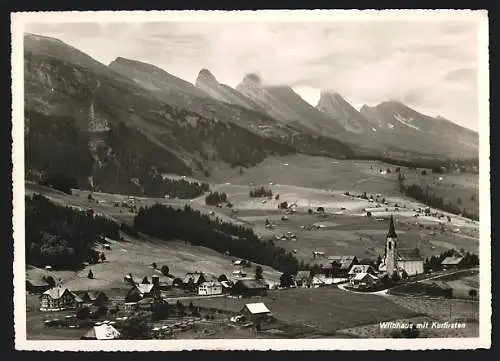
[348,264,377,277]
[441,256,465,270]
[231,279,268,297]
[40,287,83,311]
[125,283,161,303]
[198,281,223,296]
[328,255,359,276]
[239,302,272,323]
[182,272,207,288]
[81,324,121,340]
[295,271,313,288]
[26,278,52,295]
[349,272,379,289]
[80,291,109,307]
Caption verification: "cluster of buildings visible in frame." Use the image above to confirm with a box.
[294,216,426,290]
[30,268,271,313]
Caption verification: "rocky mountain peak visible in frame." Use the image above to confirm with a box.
[240,73,262,88]
[195,68,218,86]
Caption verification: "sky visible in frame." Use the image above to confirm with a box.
[25,18,481,131]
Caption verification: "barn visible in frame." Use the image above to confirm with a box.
[231,279,268,297]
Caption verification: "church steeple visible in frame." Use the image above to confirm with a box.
[387,215,397,238]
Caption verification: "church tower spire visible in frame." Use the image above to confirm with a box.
[384,215,398,276]
[387,215,397,238]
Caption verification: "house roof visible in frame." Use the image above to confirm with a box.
[220,281,232,288]
[235,279,268,289]
[42,287,72,300]
[83,324,121,340]
[328,255,357,269]
[244,302,271,314]
[348,265,372,275]
[387,215,398,238]
[352,272,379,281]
[183,272,204,284]
[135,284,155,294]
[199,281,221,287]
[398,248,423,261]
[441,256,464,265]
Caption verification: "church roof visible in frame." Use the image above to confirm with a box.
[397,248,423,261]
[387,215,398,238]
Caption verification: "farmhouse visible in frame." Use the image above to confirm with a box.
[231,279,268,297]
[81,324,121,340]
[328,255,359,276]
[295,271,313,288]
[79,291,109,307]
[40,287,83,311]
[125,283,161,302]
[239,302,272,323]
[348,264,377,277]
[350,272,379,289]
[378,216,424,276]
[198,281,223,296]
[182,272,207,288]
[441,256,465,270]
[26,278,51,295]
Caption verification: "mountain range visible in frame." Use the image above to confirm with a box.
[23,33,479,195]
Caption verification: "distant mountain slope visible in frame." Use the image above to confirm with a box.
[360,101,478,158]
[316,91,373,134]
[24,33,300,195]
[107,59,354,158]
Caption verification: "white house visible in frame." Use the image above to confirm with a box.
[198,281,223,296]
[350,272,379,289]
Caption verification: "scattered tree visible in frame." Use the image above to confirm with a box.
[142,276,150,284]
[151,262,157,269]
[87,270,94,279]
[100,252,106,263]
[279,272,295,288]
[161,265,169,276]
[255,265,264,280]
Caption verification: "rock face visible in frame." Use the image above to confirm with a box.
[195,69,264,111]
[359,101,478,158]
[236,75,346,136]
[316,91,371,134]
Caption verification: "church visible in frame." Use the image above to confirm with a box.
[378,215,424,276]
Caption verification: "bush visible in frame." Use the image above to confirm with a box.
[76,306,91,320]
[151,302,170,321]
[120,317,151,339]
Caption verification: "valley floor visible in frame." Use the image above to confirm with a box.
[22,155,482,340]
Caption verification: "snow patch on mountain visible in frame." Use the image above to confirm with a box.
[394,113,420,131]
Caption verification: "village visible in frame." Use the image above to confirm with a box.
[26,209,478,340]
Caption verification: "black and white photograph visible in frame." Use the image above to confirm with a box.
[11,10,490,350]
